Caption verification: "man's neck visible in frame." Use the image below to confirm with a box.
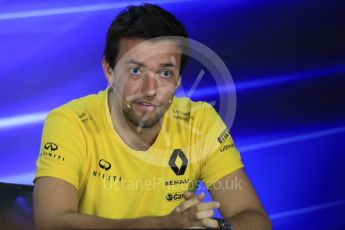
[108,90,162,151]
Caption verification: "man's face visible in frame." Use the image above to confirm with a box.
[110,38,181,129]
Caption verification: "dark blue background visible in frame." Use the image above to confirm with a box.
[0,0,344,229]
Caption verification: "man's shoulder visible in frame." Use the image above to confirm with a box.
[169,97,217,121]
[171,97,215,115]
[49,90,106,118]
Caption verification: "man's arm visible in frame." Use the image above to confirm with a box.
[33,177,164,229]
[33,177,219,229]
[209,168,272,230]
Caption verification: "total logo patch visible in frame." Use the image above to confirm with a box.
[166,192,185,201]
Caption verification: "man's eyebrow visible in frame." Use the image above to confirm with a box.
[160,63,177,68]
[126,60,177,68]
[126,60,144,66]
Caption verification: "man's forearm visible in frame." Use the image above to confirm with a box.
[226,210,271,230]
[38,212,164,229]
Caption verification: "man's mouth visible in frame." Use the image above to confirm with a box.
[133,101,157,110]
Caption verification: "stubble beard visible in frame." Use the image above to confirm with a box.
[122,105,164,129]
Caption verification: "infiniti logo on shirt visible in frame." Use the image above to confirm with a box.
[99,159,111,171]
[44,142,58,151]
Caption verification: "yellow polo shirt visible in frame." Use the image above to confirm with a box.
[35,88,243,219]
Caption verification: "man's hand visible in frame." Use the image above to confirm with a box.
[161,192,220,228]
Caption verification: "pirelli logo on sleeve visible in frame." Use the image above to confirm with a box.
[217,129,230,144]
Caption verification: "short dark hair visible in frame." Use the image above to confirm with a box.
[103,3,189,74]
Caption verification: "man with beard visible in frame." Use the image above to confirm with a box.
[33,3,271,229]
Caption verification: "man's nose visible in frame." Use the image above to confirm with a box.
[141,72,157,96]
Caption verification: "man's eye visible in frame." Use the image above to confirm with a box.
[129,67,141,75]
[160,70,172,79]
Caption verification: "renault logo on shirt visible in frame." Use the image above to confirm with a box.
[169,149,188,176]
[44,142,58,151]
[99,159,111,171]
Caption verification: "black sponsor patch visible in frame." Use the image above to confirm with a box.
[217,129,230,144]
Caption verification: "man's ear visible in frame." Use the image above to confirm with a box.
[102,56,113,85]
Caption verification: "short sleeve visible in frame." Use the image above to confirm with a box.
[199,103,244,189]
[34,108,87,190]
